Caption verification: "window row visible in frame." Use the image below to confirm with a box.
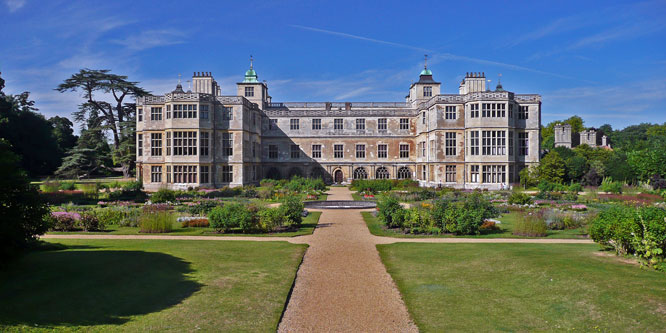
[137,105,222,121]
[469,165,507,184]
[272,118,412,131]
[468,103,530,119]
[352,166,412,180]
[150,165,232,184]
[268,143,411,159]
[467,130,529,156]
[141,131,232,157]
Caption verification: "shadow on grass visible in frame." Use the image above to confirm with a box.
[0,248,201,328]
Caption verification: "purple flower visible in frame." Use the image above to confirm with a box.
[51,211,81,220]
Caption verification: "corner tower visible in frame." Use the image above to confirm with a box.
[236,56,270,106]
[408,56,441,105]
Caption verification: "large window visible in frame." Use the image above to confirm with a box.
[151,107,162,121]
[481,103,505,117]
[378,144,388,158]
[200,132,209,156]
[423,86,432,97]
[397,167,411,179]
[378,118,387,131]
[482,165,506,183]
[509,131,514,155]
[312,144,321,158]
[150,133,162,156]
[200,105,209,120]
[166,105,171,119]
[221,166,233,182]
[356,118,365,130]
[334,144,343,159]
[312,118,321,130]
[519,106,529,119]
[470,103,479,118]
[151,166,162,183]
[334,118,343,130]
[244,86,254,97]
[481,131,506,156]
[420,141,426,157]
[291,145,300,159]
[376,167,389,179]
[399,118,409,130]
[269,145,278,159]
[138,108,143,122]
[290,119,299,130]
[508,104,514,118]
[173,131,197,156]
[470,165,479,183]
[173,165,197,183]
[172,104,197,118]
[469,131,479,155]
[353,167,368,179]
[200,165,209,184]
[222,106,233,120]
[356,144,365,158]
[445,165,456,182]
[519,132,529,156]
[222,133,233,156]
[137,134,143,156]
[399,144,409,158]
[445,106,457,120]
[445,132,457,156]
[166,132,171,156]
[269,118,277,129]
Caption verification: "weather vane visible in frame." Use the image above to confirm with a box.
[424,54,428,69]
[178,73,182,84]
[250,55,254,69]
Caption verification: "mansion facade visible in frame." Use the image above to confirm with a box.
[136,61,541,191]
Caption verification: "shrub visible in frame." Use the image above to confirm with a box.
[432,192,498,235]
[403,207,435,234]
[80,183,100,199]
[281,195,304,227]
[49,211,80,231]
[600,178,623,194]
[377,195,406,228]
[568,183,583,193]
[258,207,286,231]
[480,220,500,232]
[589,205,639,254]
[508,191,532,205]
[208,203,257,233]
[94,206,140,227]
[185,200,219,216]
[79,211,103,232]
[139,211,174,233]
[122,180,143,192]
[60,181,77,191]
[41,180,61,193]
[151,188,176,203]
[241,186,258,198]
[513,213,548,237]
[181,218,209,228]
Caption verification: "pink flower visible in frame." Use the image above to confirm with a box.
[51,211,81,220]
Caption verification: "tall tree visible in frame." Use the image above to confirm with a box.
[56,114,112,179]
[56,69,148,177]
[48,115,78,154]
[0,73,61,176]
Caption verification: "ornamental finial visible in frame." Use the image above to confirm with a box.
[424,54,428,69]
[250,55,254,70]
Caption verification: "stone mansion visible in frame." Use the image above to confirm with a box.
[136,60,541,191]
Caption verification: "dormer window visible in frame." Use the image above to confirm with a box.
[423,86,432,97]
[245,86,254,97]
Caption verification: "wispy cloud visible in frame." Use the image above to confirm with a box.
[290,24,591,83]
[5,0,26,12]
[111,29,186,51]
[504,15,590,48]
[290,25,432,53]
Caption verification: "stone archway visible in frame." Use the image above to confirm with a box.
[334,169,344,184]
[397,166,411,179]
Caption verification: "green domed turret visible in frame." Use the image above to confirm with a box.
[243,56,259,83]
[420,68,432,76]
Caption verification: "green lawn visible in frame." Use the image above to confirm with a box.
[48,211,321,237]
[0,239,306,332]
[363,211,588,239]
[378,243,666,332]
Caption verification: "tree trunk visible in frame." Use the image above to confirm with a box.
[121,161,132,178]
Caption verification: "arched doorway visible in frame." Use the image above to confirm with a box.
[334,169,344,184]
[266,167,281,180]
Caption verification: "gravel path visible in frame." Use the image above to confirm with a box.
[277,187,418,332]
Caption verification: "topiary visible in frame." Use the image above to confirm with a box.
[151,188,176,203]
[280,195,304,227]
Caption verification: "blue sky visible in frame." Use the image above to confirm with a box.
[1,0,665,130]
